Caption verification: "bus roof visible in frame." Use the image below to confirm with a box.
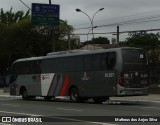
[13,47,143,63]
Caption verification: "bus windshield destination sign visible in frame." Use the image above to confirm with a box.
[31,3,60,26]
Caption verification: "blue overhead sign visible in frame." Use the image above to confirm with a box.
[31,3,60,26]
[32,3,60,13]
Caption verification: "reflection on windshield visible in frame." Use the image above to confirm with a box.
[122,49,148,71]
[122,50,147,64]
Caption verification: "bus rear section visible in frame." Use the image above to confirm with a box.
[117,48,149,96]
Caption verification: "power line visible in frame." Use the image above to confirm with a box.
[16,1,160,34]
[75,16,160,30]
[74,9,160,28]
[19,0,31,10]
[75,9,160,30]
[98,17,160,28]
[95,9,160,24]
[74,28,160,36]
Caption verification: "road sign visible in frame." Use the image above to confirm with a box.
[31,3,60,27]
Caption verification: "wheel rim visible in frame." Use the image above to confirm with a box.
[22,90,27,99]
[23,91,26,97]
[71,91,78,101]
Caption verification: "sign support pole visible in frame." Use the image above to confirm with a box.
[48,0,55,51]
[49,0,51,4]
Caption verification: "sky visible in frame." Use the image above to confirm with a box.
[1,0,160,42]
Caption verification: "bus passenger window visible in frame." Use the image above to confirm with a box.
[107,57,115,70]
[101,52,116,70]
[34,61,41,74]
[101,54,108,70]
[107,52,116,70]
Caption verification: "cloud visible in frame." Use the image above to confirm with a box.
[1,0,160,41]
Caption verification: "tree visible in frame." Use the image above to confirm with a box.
[0,8,30,25]
[125,32,160,62]
[92,36,110,44]
[31,20,75,52]
[0,9,76,75]
[83,36,110,46]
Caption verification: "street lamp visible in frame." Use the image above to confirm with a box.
[76,8,104,40]
[87,26,97,50]
[87,26,98,41]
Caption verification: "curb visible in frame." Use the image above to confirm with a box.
[0,90,4,94]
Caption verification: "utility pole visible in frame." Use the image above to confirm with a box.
[49,0,56,51]
[117,25,119,46]
[68,32,71,50]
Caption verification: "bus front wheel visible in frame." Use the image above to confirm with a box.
[70,88,79,103]
[21,88,29,100]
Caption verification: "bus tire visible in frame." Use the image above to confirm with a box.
[44,96,52,101]
[30,96,36,100]
[93,97,108,104]
[69,88,79,103]
[78,97,88,103]
[21,88,29,100]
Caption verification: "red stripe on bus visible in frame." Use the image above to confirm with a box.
[59,74,69,96]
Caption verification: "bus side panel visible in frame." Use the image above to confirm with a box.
[45,73,64,97]
[68,70,117,97]
[10,75,17,95]
[15,75,41,96]
[40,73,56,96]
[10,82,17,95]
[41,73,69,97]
[46,73,58,96]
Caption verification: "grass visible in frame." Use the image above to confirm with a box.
[1,87,9,93]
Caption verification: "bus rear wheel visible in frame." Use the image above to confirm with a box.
[70,88,79,103]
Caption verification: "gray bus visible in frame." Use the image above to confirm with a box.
[10,47,149,103]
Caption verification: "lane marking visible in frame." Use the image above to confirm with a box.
[0,99,15,101]
[56,107,82,112]
[141,115,151,116]
[42,116,116,125]
[2,104,20,107]
[123,105,160,110]
[0,110,117,125]
[0,111,41,117]
[111,99,160,103]
[0,121,14,125]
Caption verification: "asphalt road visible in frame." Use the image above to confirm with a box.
[0,95,160,125]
